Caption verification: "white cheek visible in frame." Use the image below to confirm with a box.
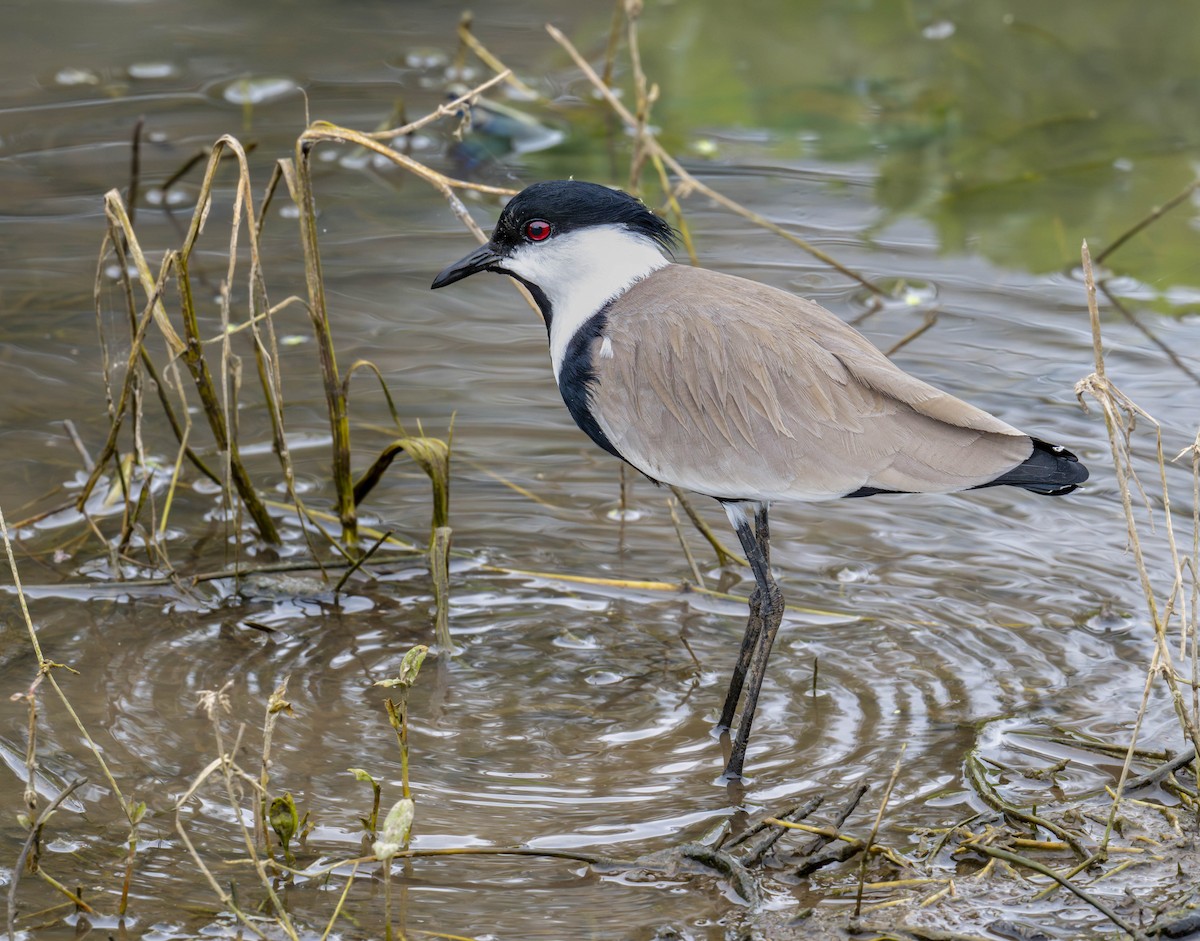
[503,225,667,380]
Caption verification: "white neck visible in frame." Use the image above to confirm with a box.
[500,225,668,380]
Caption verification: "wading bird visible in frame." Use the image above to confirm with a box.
[431,180,1088,780]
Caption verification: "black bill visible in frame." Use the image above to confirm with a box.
[431,242,504,289]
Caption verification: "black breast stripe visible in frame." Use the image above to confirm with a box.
[556,308,625,461]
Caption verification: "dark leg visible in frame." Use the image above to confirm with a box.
[716,505,771,731]
[722,503,783,781]
[716,589,762,732]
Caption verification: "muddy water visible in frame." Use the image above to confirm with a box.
[1,0,1198,938]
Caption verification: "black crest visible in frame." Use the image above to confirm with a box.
[491,180,678,253]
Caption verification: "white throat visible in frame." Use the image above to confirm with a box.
[501,224,668,380]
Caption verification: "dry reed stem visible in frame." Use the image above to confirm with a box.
[456,19,538,100]
[667,497,705,587]
[546,24,885,298]
[3,502,151,935]
[601,0,625,87]
[668,486,745,567]
[854,745,906,918]
[280,71,534,546]
[258,679,293,854]
[278,151,357,544]
[1099,284,1200,388]
[431,526,456,653]
[964,750,1088,859]
[7,530,866,620]
[1076,240,1200,833]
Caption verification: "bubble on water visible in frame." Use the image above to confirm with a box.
[835,563,872,584]
[222,76,298,105]
[404,47,448,70]
[584,671,626,686]
[1083,606,1136,636]
[128,61,179,80]
[55,67,100,87]
[922,20,956,40]
[143,185,198,209]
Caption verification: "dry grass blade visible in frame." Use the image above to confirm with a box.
[95,139,289,546]
[964,751,1089,859]
[353,436,451,534]
[968,844,1141,939]
[2,505,131,811]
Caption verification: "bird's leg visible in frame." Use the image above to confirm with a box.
[716,504,772,732]
[723,504,783,781]
[716,589,762,732]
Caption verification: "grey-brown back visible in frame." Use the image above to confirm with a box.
[587,265,1034,502]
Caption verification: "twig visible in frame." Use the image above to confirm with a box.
[1094,178,1200,266]
[60,421,94,473]
[968,843,1141,939]
[334,529,393,595]
[368,69,515,142]
[732,797,823,866]
[1097,283,1200,388]
[884,309,940,358]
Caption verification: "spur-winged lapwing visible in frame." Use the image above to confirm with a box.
[431,180,1088,780]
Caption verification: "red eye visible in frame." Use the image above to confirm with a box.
[525,219,552,242]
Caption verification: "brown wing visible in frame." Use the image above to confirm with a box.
[588,265,1032,502]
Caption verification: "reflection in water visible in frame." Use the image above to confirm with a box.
[0,0,1196,937]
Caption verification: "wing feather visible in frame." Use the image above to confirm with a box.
[587,265,1032,502]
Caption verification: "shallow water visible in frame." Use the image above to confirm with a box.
[1,1,1198,938]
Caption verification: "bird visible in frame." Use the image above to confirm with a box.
[431,179,1088,781]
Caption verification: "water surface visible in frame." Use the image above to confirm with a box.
[1,1,1197,938]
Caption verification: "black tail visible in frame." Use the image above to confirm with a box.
[981,438,1089,496]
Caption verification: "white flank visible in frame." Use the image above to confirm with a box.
[500,224,668,380]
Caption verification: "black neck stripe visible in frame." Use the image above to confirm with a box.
[556,307,623,461]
